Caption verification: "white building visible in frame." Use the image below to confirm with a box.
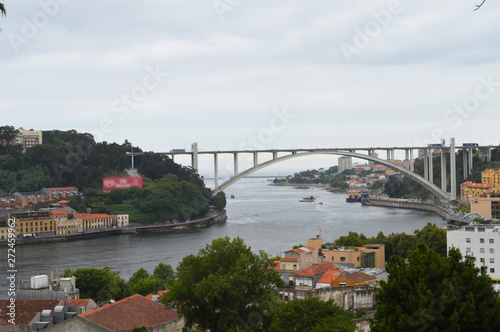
[338,156,352,174]
[447,225,500,291]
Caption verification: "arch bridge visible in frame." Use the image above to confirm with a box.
[131,138,494,202]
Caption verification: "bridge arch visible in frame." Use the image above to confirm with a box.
[213,151,449,200]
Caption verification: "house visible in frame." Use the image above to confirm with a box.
[111,214,129,228]
[13,191,45,207]
[280,246,320,271]
[315,269,343,288]
[73,213,112,231]
[145,289,170,302]
[46,294,183,332]
[294,262,340,299]
[41,187,79,201]
[51,211,82,235]
[65,299,98,314]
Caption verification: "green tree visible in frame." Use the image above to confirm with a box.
[0,126,18,155]
[455,203,470,213]
[210,191,226,211]
[153,262,175,282]
[269,297,356,332]
[62,267,125,305]
[132,326,148,332]
[368,180,383,190]
[128,267,149,285]
[371,243,500,331]
[128,278,166,296]
[0,2,5,16]
[163,236,284,331]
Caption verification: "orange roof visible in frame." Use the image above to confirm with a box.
[483,169,500,173]
[344,272,376,283]
[462,181,492,189]
[58,200,69,204]
[65,299,93,307]
[280,257,299,262]
[295,262,339,277]
[45,187,78,191]
[50,210,71,216]
[316,270,343,284]
[0,299,61,325]
[291,246,317,254]
[80,294,178,331]
[73,213,112,220]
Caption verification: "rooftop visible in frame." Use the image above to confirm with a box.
[80,294,178,331]
[295,262,339,277]
[0,299,61,325]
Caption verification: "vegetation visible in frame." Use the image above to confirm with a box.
[455,203,470,213]
[163,237,284,331]
[269,297,356,332]
[368,180,383,190]
[331,223,446,261]
[371,243,500,331]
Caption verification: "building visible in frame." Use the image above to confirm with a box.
[470,196,500,219]
[112,214,129,228]
[73,213,112,231]
[0,222,17,240]
[482,169,500,185]
[0,194,17,210]
[293,262,340,299]
[338,156,352,174]
[9,211,56,238]
[280,246,320,271]
[306,234,385,269]
[0,299,63,330]
[51,211,82,235]
[16,127,43,151]
[13,191,46,207]
[460,181,497,201]
[41,187,79,201]
[46,294,184,332]
[447,224,500,290]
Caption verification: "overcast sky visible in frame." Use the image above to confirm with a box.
[1,1,500,178]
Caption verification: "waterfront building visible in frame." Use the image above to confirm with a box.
[51,211,83,235]
[0,222,17,240]
[482,169,500,185]
[9,211,56,238]
[447,224,500,290]
[460,181,497,201]
[112,214,129,228]
[73,213,112,231]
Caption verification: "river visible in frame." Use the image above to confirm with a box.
[2,178,444,296]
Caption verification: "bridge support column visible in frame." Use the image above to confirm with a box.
[191,142,198,173]
[488,148,492,162]
[405,150,410,169]
[410,150,414,172]
[463,149,468,179]
[450,138,456,200]
[390,149,395,163]
[253,153,258,167]
[233,153,239,177]
[424,150,429,180]
[441,139,447,192]
[214,153,219,188]
[469,148,473,176]
[428,149,434,184]
[273,151,278,160]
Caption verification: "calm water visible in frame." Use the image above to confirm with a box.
[2,178,444,296]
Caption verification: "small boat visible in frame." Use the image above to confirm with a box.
[300,196,316,202]
[230,195,235,199]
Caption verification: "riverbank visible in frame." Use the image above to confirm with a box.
[0,210,227,246]
[268,182,330,188]
[364,199,450,218]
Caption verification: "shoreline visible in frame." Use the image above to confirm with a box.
[0,210,227,246]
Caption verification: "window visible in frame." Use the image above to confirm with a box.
[490,268,495,273]
[465,227,474,232]
[331,257,334,261]
[480,258,485,263]
[357,257,360,261]
[478,227,486,232]
[490,239,495,244]
[466,248,471,253]
[340,257,346,262]
[480,248,485,253]
[490,258,495,264]
[480,238,485,243]
[466,238,471,243]
[490,248,494,254]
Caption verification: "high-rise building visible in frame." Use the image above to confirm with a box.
[338,156,352,174]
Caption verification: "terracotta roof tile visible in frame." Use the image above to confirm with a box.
[295,262,339,277]
[345,272,376,283]
[80,294,178,331]
[280,257,299,262]
[0,299,61,325]
[73,213,112,220]
[316,270,343,284]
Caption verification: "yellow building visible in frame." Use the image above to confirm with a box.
[460,181,498,200]
[482,169,500,185]
[74,213,112,231]
[0,223,18,240]
[51,211,83,235]
[9,211,55,237]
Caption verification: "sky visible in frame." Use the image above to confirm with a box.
[1,0,500,179]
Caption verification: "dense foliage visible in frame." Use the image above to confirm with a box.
[269,297,356,332]
[163,237,285,331]
[371,243,500,331]
[331,222,446,261]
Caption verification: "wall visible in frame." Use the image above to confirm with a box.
[308,285,375,311]
[366,199,448,218]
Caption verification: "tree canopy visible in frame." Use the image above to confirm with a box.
[371,243,500,331]
[163,236,284,331]
[269,297,356,332]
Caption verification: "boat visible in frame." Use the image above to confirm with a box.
[346,190,359,203]
[299,196,316,202]
[230,195,235,199]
